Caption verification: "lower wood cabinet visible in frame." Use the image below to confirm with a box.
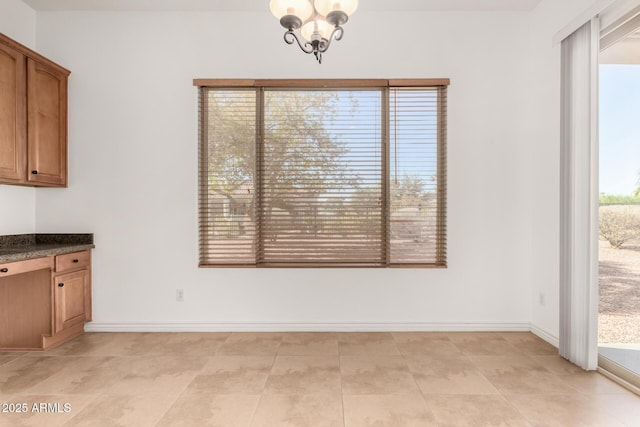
[0,268,52,350]
[54,269,89,334]
[0,250,92,350]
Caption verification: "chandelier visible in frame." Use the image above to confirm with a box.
[269,0,358,63]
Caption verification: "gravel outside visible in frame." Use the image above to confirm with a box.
[599,239,640,344]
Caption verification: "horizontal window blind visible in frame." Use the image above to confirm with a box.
[199,89,256,265]
[260,90,384,266]
[197,80,448,268]
[390,87,447,265]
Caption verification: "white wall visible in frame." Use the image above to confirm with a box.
[526,0,601,342]
[34,9,536,329]
[0,0,35,44]
[0,0,36,234]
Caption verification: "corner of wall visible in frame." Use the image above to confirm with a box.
[0,0,38,235]
[531,322,560,348]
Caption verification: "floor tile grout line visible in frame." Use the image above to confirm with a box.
[493,391,536,427]
[395,337,423,395]
[58,391,106,426]
[399,342,439,421]
[247,338,281,427]
[339,348,347,427]
[152,366,206,426]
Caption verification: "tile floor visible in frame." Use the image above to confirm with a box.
[0,332,639,426]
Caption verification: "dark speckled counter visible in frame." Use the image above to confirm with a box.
[0,234,94,263]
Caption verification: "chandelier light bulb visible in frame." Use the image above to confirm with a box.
[269,0,313,21]
[314,0,358,16]
[301,19,332,42]
[271,0,356,63]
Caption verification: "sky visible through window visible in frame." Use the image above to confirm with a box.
[327,90,438,183]
[599,64,640,196]
[289,89,438,198]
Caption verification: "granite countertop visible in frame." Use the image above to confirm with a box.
[0,234,94,263]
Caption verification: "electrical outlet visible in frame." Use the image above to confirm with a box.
[176,289,184,302]
[539,292,545,306]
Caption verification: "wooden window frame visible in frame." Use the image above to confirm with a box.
[195,79,449,268]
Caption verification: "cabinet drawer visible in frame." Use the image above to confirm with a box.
[0,257,53,278]
[55,251,90,272]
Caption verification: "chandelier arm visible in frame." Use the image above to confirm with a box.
[332,26,345,41]
[284,30,315,54]
[317,26,344,53]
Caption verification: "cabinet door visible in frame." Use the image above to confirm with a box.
[54,270,87,333]
[0,43,26,183]
[0,269,51,350]
[27,58,67,186]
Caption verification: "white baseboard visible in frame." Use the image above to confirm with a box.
[530,324,560,348]
[85,321,531,333]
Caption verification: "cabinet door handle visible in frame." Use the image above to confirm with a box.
[72,259,79,263]
[58,283,64,287]
[0,268,8,273]
[31,170,38,174]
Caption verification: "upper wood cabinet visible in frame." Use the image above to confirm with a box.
[0,33,70,187]
[0,42,26,182]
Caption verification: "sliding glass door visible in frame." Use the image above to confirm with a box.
[598,22,640,388]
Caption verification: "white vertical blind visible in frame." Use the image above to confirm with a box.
[559,18,600,370]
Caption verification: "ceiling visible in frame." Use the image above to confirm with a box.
[21,0,543,12]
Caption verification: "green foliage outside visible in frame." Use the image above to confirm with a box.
[596,168,640,247]
[599,193,640,205]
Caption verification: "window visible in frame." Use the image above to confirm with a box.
[196,79,448,267]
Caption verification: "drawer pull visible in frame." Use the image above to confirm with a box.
[31,170,38,174]
[58,283,64,287]
[0,268,8,273]
[72,259,79,263]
